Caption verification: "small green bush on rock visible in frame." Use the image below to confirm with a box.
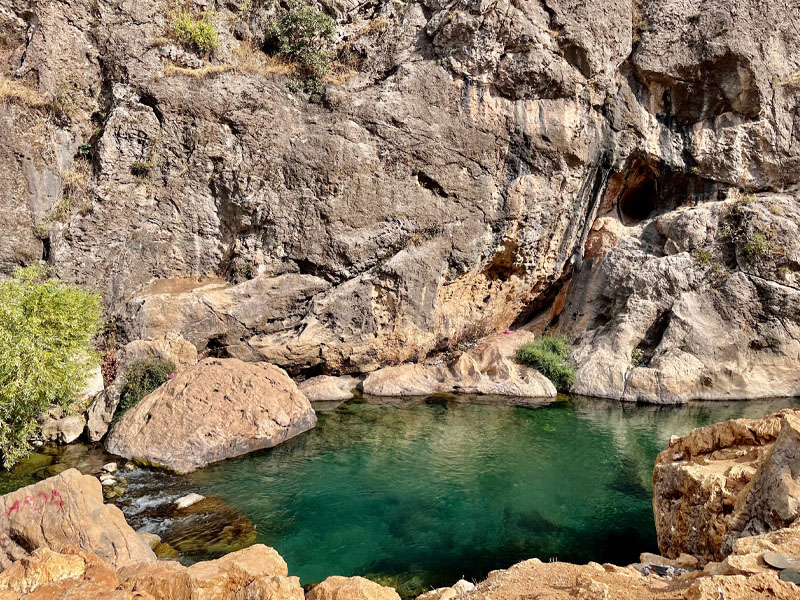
[118,359,176,416]
[263,0,335,98]
[171,10,219,55]
[0,264,102,468]
[516,334,576,392]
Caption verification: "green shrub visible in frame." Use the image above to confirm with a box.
[118,359,175,416]
[0,264,102,468]
[516,334,576,392]
[631,347,645,367]
[172,10,219,55]
[264,0,335,85]
[742,232,770,263]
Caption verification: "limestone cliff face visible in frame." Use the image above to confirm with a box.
[1,0,799,395]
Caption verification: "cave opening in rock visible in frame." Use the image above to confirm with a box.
[615,160,660,225]
[619,177,658,223]
[602,157,726,227]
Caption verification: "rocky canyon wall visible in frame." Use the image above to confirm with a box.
[2,0,799,397]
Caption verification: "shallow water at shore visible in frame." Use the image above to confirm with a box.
[2,395,798,595]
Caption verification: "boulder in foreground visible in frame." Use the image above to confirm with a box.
[0,469,155,571]
[306,576,401,600]
[653,408,800,562]
[105,358,317,473]
[118,544,301,600]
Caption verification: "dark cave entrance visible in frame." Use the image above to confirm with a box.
[614,160,660,225]
[619,177,658,223]
[604,157,726,226]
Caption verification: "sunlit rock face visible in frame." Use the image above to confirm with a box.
[2,0,799,396]
[653,409,800,562]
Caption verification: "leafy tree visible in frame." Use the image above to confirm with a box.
[0,264,102,468]
[516,334,576,392]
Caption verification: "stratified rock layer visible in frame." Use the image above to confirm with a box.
[0,469,155,571]
[653,409,800,562]
[105,358,316,473]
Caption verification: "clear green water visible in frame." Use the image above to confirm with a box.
[182,395,800,593]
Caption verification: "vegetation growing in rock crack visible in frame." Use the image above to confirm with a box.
[720,195,775,265]
[131,154,160,179]
[631,348,645,367]
[117,359,176,417]
[516,334,576,392]
[263,0,335,101]
[0,264,102,468]
[171,10,219,55]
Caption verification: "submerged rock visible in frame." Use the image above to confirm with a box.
[0,468,155,571]
[105,358,317,474]
[164,496,257,555]
[363,332,556,398]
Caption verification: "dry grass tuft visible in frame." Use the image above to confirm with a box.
[0,77,49,109]
[61,160,90,200]
[325,62,357,85]
[163,43,297,79]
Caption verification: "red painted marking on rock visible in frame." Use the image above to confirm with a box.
[2,490,65,518]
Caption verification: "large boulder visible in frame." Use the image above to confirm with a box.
[306,576,401,600]
[563,193,800,403]
[105,358,317,473]
[0,469,155,571]
[653,409,800,562]
[363,331,556,398]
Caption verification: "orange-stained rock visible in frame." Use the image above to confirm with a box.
[0,470,155,571]
[306,576,401,600]
[0,546,144,600]
[0,549,85,594]
[105,358,316,473]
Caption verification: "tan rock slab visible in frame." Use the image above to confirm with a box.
[363,332,556,398]
[306,576,401,600]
